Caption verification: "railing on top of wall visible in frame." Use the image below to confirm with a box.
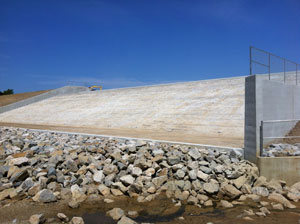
[260,119,300,156]
[250,46,300,85]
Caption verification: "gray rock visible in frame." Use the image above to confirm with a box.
[175,190,189,201]
[225,170,241,179]
[117,216,137,224]
[252,187,269,197]
[220,200,233,208]
[10,167,29,182]
[188,149,201,160]
[103,164,118,175]
[0,166,9,177]
[107,208,125,220]
[203,182,219,194]
[144,168,155,177]
[168,155,180,165]
[268,192,296,208]
[0,188,14,201]
[33,189,57,203]
[65,159,78,172]
[69,184,87,208]
[187,195,198,205]
[188,170,197,180]
[152,175,168,188]
[120,175,135,186]
[200,166,212,174]
[136,140,147,147]
[152,148,164,156]
[93,170,105,183]
[21,177,34,191]
[47,167,56,177]
[197,170,209,182]
[132,167,142,177]
[174,169,185,179]
[9,157,29,166]
[233,175,247,189]
[98,184,110,196]
[57,213,69,222]
[29,214,45,224]
[127,211,138,218]
[222,184,242,199]
[70,217,85,224]
[213,165,224,174]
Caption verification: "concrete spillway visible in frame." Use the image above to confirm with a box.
[0,77,245,147]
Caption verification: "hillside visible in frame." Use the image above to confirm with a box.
[0,90,49,107]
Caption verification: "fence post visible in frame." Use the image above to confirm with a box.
[268,53,271,80]
[250,46,252,75]
[297,64,298,85]
[284,59,286,83]
[260,121,264,157]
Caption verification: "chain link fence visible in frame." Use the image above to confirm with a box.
[250,46,300,85]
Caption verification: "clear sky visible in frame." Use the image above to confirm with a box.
[0,0,300,93]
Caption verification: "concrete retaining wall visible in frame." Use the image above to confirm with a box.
[262,80,300,140]
[258,156,300,185]
[245,75,300,163]
[245,75,300,185]
[0,86,89,114]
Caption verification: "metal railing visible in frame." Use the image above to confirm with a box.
[250,46,300,85]
[260,119,300,156]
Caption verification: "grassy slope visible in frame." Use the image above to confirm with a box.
[0,90,50,107]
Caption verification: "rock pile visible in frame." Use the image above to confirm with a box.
[263,143,300,157]
[1,127,300,222]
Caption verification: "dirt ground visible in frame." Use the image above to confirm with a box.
[0,122,243,148]
[284,121,300,144]
[0,90,49,107]
[0,194,300,224]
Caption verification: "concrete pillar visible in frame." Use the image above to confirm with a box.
[244,75,263,164]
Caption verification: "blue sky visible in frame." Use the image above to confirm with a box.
[0,0,300,93]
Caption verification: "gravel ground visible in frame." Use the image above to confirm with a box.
[1,126,300,224]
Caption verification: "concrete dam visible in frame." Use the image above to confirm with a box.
[0,76,245,147]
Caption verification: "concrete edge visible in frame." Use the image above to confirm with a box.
[94,75,247,93]
[257,156,300,185]
[81,71,299,93]
[0,125,244,157]
[0,86,89,114]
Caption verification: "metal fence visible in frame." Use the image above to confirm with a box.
[250,46,300,85]
[260,119,300,156]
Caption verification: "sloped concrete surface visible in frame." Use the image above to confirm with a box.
[0,77,245,146]
[0,86,89,114]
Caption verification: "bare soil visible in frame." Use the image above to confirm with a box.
[0,90,49,107]
[0,194,300,224]
[284,121,300,144]
[0,122,243,148]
